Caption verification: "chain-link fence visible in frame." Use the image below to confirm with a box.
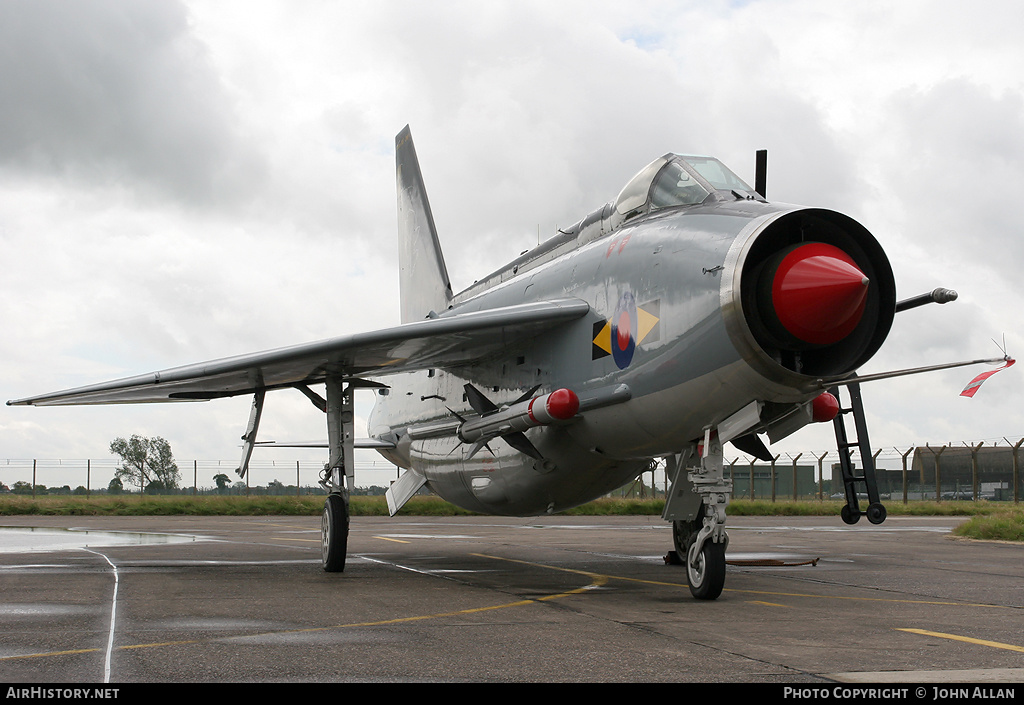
[0,457,404,497]
[4,440,1022,502]
[612,440,1024,503]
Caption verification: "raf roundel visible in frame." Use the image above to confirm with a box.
[611,291,638,370]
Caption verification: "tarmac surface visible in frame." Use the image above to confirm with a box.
[0,512,1021,684]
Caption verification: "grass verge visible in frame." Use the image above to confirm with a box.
[950,507,1024,542]
[0,495,1020,541]
[0,494,473,517]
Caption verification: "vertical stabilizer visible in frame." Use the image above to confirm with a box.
[396,126,453,323]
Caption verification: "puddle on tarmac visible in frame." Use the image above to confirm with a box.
[0,526,200,553]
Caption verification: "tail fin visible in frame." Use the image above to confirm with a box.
[396,125,453,323]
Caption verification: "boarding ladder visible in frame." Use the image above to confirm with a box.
[830,378,887,524]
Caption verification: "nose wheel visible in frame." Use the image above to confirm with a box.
[687,537,726,600]
[664,428,732,600]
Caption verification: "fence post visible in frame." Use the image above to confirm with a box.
[816,451,829,500]
[897,447,913,504]
[927,444,946,501]
[32,459,36,500]
[789,453,802,500]
[965,441,984,501]
[872,448,882,497]
[1005,438,1023,504]
[749,457,756,500]
[770,454,780,502]
[87,459,91,499]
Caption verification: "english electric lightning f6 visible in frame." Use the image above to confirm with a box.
[11,127,1009,600]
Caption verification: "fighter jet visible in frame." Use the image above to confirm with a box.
[8,126,1009,600]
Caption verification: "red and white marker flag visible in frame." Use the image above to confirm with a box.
[960,358,1015,398]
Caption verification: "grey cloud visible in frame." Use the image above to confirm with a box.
[884,79,1024,276]
[0,0,264,205]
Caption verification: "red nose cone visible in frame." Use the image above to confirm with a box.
[811,392,840,423]
[772,243,869,345]
[545,388,580,420]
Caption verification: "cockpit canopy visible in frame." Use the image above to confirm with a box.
[614,154,761,220]
[459,153,764,299]
[563,153,762,247]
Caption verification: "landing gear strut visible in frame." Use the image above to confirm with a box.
[319,376,355,572]
[663,428,731,600]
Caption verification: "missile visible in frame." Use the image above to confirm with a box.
[404,386,581,460]
[457,388,580,446]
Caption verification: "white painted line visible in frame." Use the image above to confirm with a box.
[83,549,118,684]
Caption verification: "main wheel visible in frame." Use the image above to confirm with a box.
[866,502,887,525]
[322,494,349,572]
[687,539,726,600]
[672,518,702,558]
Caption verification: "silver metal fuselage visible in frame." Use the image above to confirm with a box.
[369,198,875,516]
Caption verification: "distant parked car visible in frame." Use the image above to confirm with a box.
[942,490,974,500]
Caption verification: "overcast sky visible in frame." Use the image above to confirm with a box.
[2,0,1023,488]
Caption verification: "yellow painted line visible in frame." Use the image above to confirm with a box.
[1,639,205,661]
[7,552,1016,664]
[474,554,1018,609]
[272,535,415,545]
[118,639,203,650]
[473,553,605,579]
[748,600,791,608]
[0,648,101,661]
[0,557,606,662]
[897,628,1024,654]
[726,587,1013,609]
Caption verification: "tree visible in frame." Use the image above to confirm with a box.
[213,473,231,493]
[109,435,180,493]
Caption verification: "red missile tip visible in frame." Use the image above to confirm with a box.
[545,388,580,420]
[811,392,840,423]
[772,243,869,345]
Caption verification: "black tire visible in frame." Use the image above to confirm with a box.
[322,494,349,572]
[866,502,887,525]
[841,504,860,525]
[687,539,726,600]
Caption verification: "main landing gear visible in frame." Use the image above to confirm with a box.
[319,376,356,572]
[664,428,731,600]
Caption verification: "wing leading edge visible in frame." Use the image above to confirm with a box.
[8,298,590,407]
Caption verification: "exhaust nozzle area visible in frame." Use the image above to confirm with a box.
[729,208,896,381]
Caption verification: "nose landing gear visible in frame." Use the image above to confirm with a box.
[664,429,731,600]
